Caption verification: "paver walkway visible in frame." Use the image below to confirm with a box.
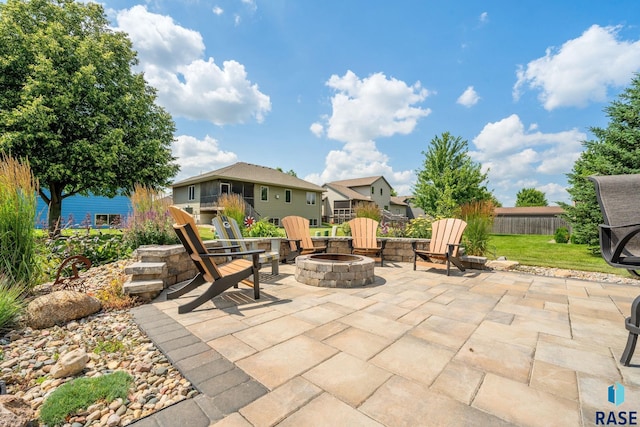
[131,262,640,426]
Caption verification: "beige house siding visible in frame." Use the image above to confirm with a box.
[252,185,322,225]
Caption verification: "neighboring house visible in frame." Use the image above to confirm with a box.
[36,192,131,229]
[492,206,570,235]
[323,176,406,224]
[393,196,426,219]
[171,162,325,226]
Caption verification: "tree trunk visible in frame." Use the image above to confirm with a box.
[48,185,64,237]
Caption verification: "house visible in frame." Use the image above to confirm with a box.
[492,206,570,235]
[171,162,325,226]
[391,196,425,219]
[36,192,131,229]
[323,176,407,223]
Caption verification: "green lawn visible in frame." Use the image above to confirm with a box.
[488,234,627,276]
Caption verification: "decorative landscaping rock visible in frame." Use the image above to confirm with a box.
[0,395,35,427]
[25,290,101,329]
[50,348,89,379]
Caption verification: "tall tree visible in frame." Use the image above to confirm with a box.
[515,188,548,207]
[0,0,179,233]
[413,132,493,217]
[562,73,640,247]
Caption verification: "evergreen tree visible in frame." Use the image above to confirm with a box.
[515,188,548,207]
[562,73,640,247]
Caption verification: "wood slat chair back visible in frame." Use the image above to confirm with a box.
[282,216,327,261]
[348,217,385,265]
[167,206,263,313]
[212,214,280,274]
[413,218,467,276]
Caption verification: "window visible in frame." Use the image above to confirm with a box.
[380,188,383,196]
[221,183,230,194]
[371,186,375,194]
[306,192,316,205]
[95,214,121,227]
[261,186,269,201]
[285,189,292,203]
[309,218,318,226]
[269,218,280,226]
[188,185,195,201]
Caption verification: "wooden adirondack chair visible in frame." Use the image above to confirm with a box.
[348,217,386,266]
[167,206,264,314]
[211,215,280,275]
[413,218,467,276]
[281,215,327,262]
[589,174,640,366]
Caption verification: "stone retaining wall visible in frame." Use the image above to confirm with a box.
[124,237,487,297]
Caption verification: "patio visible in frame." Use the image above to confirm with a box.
[146,262,640,426]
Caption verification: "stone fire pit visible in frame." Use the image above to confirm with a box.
[294,253,375,288]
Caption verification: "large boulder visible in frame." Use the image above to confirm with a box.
[25,290,101,329]
[0,395,35,427]
[50,348,89,379]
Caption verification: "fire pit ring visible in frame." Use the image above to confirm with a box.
[294,253,375,288]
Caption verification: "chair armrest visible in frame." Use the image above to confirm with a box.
[600,223,640,230]
[201,249,265,258]
[447,243,462,256]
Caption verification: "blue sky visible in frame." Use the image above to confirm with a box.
[98,0,640,206]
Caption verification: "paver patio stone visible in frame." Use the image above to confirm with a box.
[239,377,322,427]
[473,373,580,427]
[291,304,347,325]
[430,361,485,405]
[361,375,512,426]
[302,352,392,406]
[535,339,620,379]
[415,300,488,324]
[278,392,383,427]
[484,310,514,325]
[303,320,349,341]
[473,319,538,349]
[207,335,257,362]
[410,315,477,350]
[362,301,411,320]
[232,315,315,351]
[454,335,533,383]
[324,326,392,360]
[370,335,454,386]
[188,315,248,342]
[210,412,252,427]
[235,335,338,389]
[529,360,578,401]
[319,292,378,311]
[577,373,640,425]
[339,311,412,340]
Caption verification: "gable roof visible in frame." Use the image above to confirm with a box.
[390,196,408,206]
[324,183,372,201]
[325,176,392,189]
[172,162,324,192]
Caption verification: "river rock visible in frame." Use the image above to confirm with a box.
[25,290,101,329]
[50,349,89,379]
[0,395,35,427]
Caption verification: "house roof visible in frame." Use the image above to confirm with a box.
[325,176,392,189]
[172,162,325,192]
[390,196,408,206]
[324,183,372,201]
[494,206,565,216]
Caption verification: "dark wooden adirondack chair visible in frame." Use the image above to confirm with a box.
[211,214,280,275]
[348,217,386,266]
[590,174,640,366]
[167,206,264,314]
[281,215,327,262]
[413,218,467,276]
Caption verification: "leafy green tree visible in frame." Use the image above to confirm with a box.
[0,0,179,234]
[515,188,548,207]
[562,73,640,247]
[413,132,493,217]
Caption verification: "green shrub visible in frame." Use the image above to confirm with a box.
[459,200,495,256]
[0,275,25,333]
[554,227,570,244]
[219,193,246,227]
[0,154,41,289]
[123,185,178,249]
[404,216,433,238]
[247,219,282,237]
[354,203,381,221]
[39,371,133,426]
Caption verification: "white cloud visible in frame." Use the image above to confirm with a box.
[479,12,488,24]
[116,6,271,125]
[212,6,224,15]
[172,135,238,182]
[514,25,640,110]
[470,114,586,205]
[457,86,480,107]
[307,70,431,194]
